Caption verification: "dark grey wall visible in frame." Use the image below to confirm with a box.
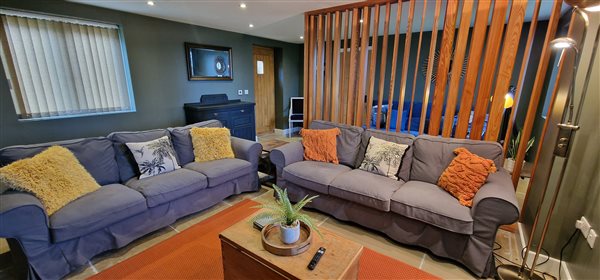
[0,0,303,148]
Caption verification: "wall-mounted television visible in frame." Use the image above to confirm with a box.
[185,42,233,81]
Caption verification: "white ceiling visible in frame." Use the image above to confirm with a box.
[70,0,570,44]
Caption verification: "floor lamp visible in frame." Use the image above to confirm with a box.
[497,2,600,280]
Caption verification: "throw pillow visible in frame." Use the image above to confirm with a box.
[0,146,100,215]
[126,136,180,179]
[437,147,497,207]
[190,127,235,162]
[359,136,409,180]
[300,128,341,164]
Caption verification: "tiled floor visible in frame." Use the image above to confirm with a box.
[0,132,530,280]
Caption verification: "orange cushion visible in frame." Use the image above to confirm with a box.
[437,147,497,207]
[300,128,341,164]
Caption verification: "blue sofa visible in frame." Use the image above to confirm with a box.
[0,120,262,279]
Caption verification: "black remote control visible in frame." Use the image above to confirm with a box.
[307,247,326,270]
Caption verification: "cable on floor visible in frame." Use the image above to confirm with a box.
[559,229,579,280]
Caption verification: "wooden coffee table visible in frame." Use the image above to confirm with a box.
[219,213,363,280]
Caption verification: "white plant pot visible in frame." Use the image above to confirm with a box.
[280,221,300,244]
[504,158,515,172]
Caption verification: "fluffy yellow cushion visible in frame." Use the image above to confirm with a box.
[190,127,235,162]
[0,146,100,215]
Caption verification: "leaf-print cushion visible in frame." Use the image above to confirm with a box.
[126,136,180,179]
[358,136,409,180]
[437,147,497,207]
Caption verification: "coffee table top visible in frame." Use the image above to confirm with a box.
[219,212,363,279]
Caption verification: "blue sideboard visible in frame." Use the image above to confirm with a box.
[184,101,256,141]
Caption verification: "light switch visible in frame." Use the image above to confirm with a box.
[244,89,249,95]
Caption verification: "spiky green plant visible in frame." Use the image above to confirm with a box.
[252,185,322,239]
[507,130,535,160]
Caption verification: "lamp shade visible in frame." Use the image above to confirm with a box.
[504,93,514,109]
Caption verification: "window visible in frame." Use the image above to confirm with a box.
[0,9,135,120]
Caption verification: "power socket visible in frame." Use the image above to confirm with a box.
[587,229,597,248]
[237,90,243,96]
[576,216,592,237]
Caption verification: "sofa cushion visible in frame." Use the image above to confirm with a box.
[282,161,351,194]
[411,135,503,184]
[390,181,473,234]
[300,128,341,164]
[0,137,120,185]
[168,120,223,165]
[184,158,251,188]
[125,169,208,207]
[355,129,415,181]
[330,169,404,211]
[309,120,364,167]
[50,184,147,243]
[108,129,171,182]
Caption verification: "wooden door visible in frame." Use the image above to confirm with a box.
[253,46,275,134]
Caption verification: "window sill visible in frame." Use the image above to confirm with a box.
[17,109,136,122]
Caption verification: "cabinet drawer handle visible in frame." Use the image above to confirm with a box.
[240,109,245,113]
[213,113,218,116]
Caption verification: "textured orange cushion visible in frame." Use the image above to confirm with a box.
[300,128,340,164]
[437,147,497,207]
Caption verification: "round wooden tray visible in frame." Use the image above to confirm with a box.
[261,222,312,256]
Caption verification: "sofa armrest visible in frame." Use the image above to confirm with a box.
[230,137,262,171]
[0,191,50,244]
[471,169,520,234]
[270,141,304,168]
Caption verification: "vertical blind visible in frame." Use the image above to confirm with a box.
[0,9,134,120]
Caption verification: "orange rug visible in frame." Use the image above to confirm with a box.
[91,199,439,280]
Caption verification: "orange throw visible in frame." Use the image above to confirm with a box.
[92,199,440,280]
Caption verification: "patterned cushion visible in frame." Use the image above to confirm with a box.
[126,136,180,179]
[358,136,409,180]
[0,146,100,215]
[437,148,497,207]
[190,127,234,162]
[300,128,341,164]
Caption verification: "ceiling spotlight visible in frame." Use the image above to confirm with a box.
[147,1,155,6]
[550,37,578,51]
[240,3,247,9]
[584,4,600,12]
[300,35,304,40]
[249,23,254,28]
[359,19,364,23]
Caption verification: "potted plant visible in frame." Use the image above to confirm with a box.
[506,130,535,172]
[252,185,322,244]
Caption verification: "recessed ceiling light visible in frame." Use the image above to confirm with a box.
[300,35,304,40]
[359,19,363,23]
[249,23,254,28]
[240,3,247,9]
[147,1,155,6]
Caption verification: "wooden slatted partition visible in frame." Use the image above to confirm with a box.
[303,1,564,189]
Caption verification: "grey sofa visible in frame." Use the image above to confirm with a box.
[270,120,519,278]
[0,120,262,279]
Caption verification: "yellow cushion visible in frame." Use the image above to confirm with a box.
[0,146,100,215]
[190,127,235,162]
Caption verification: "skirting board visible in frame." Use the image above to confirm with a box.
[273,127,301,136]
[517,223,572,280]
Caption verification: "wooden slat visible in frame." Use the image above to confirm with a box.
[428,0,459,136]
[441,0,474,137]
[324,13,333,121]
[303,14,310,128]
[366,4,381,129]
[306,0,400,16]
[355,6,371,126]
[419,0,442,134]
[469,1,509,140]
[331,11,342,122]
[407,0,427,132]
[376,3,391,130]
[395,0,416,132]
[306,15,316,127]
[315,14,324,121]
[455,0,492,138]
[346,8,360,125]
[484,0,528,141]
[503,0,541,154]
[339,10,350,124]
[386,1,403,131]
[512,0,563,185]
